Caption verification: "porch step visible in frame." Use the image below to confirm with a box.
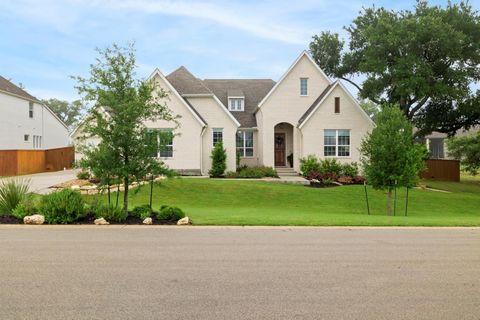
[275,167,299,177]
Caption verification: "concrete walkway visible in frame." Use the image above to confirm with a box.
[0,169,79,194]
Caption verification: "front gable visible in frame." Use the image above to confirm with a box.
[257,51,332,123]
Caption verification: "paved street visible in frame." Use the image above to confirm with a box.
[0,226,479,320]
[0,169,79,194]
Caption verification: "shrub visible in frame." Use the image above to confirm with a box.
[341,162,359,177]
[11,196,38,219]
[320,158,342,176]
[76,170,90,180]
[94,204,128,222]
[131,204,154,220]
[353,175,366,184]
[157,205,185,222]
[39,189,86,224]
[0,179,31,216]
[307,170,321,181]
[209,141,227,177]
[225,171,239,178]
[299,155,321,177]
[226,166,277,178]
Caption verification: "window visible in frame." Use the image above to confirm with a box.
[228,98,244,111]
[236,131,253,157]
[32,135,42,149]
[335,97,340,113]
[24,134,29,142]
[158,130,173,158]
[29,102,34,118]
[212,128,223,146]
[324,129,350,157]
[300,78,308,96]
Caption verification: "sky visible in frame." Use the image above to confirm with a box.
[1,0,478,102]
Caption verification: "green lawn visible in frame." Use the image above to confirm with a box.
[96,176,480,226]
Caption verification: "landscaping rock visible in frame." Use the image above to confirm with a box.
[94,218,109,225]
[177,217,191,225]
[143,217,153,225]
[23,215,45,225]
[71,185,80,190]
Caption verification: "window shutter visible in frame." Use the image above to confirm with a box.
[334,97,340,113]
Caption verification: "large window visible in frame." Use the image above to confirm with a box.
[228,98,244,111]
[300,78,308,96]
[212,128,223,146]
[324,129,350,157]
[236,131,253,157]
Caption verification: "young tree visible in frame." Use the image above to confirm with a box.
[209,141,227,177]
[446,132,480,176]
[73,43,176,213]
[309,1,480,136]
[360,106,428,215]
[42,98,85,130]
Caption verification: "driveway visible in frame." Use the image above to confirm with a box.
[0,169,79,194]
[0,226,479,320]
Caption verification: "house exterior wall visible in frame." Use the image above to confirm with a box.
[238,130,260,167]
[0,92,69,150]
[186,96,237,173]
[301,85,374,164]
[259,54,331,168]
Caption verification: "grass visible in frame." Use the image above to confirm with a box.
[93,176,480,226]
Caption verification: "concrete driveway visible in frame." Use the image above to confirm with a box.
[0,169,79,194]
[0,226,479,320]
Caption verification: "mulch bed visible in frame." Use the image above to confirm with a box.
[0,214,181,225]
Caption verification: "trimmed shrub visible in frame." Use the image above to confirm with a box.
[353,175,366,184]
[94,204,128,222]
[157,205,185,222]
[209,141,227,177]
[131,204,154,220]
[341,162,359,177]
[299,155,321,177]
[338,176,354,185]
[320,158,342,176]
[0,179,31,216]
[76,170,90,180]
[39,189,86,224]
[226,166,277,179]
[11,196,38,219]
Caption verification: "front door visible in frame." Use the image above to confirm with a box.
[274,133,286,167]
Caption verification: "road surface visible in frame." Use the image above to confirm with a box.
[0,226,479,319]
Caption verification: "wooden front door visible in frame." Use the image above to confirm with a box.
[274,133,286,166]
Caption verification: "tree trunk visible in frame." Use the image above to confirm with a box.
[387,188,393,216]
[123,176,129,214]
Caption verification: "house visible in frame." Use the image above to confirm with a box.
[72,51,375,175]
[0,75,70,150]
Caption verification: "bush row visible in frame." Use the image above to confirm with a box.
[225,166,278,179]
[299,155,364,185]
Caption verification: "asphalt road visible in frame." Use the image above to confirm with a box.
[0,226,479,320]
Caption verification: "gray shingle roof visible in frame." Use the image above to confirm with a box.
[203,79,275,128]
[298,83,334,126]
[0,75,41,102]
[166,66,212,95]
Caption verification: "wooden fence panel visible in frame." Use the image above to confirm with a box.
[420,159,460,182]
[16,150,45,175]
[0,147,74,176]
[45,147,74,171]
[0,150,18,176]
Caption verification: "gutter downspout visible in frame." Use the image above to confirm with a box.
[200,126,207,176]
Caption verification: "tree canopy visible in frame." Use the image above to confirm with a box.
[446,131,480,175]
[42,98,85,130]
[310,0,480,137]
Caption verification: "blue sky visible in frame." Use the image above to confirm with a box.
[1,0,478,101]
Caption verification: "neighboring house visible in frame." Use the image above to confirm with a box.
[0,76,70,150]
[72,51,375,175]
[423,126,479,159]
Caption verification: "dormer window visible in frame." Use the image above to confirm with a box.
[300,78,308,96]
[228,97,244,111]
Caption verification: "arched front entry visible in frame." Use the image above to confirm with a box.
[273,122,294,168]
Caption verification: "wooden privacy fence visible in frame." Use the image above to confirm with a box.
[0,147,74,176]
[420,159,460,182]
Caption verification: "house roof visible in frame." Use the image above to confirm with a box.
[166,66,212,95]
[0,75,41,103]
[297,83,335,126]
[203,79,275,127]
[182,97,208,125]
